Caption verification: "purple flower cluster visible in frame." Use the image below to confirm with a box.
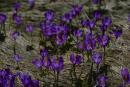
[0,69,39,87]
[0,13,7,24]
[33,48,50,69]
[96,75,108,87]
[40,11,70,45]
[12,2,22,26]
[61,5,83,23]
[0,69,16,87]
[51,56,64,72]
[33,49,64,72]
[19,72,39,87]
[70,53,83,65]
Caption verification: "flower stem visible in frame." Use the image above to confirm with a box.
[88,61,93,86]
[55,71,59,87]
[3,24,6,36]
[0,24,2,33]
[87,51,93,86]
[73,64,77,80]
[13,41,16,55]
[103,47,106,65]
[13,40,19,69]
[30,32,33,44]
[122,80,126,87]
[96,64,99,74]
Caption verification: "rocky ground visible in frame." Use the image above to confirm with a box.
[0,0,130,87]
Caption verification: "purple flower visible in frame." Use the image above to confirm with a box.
[93,10,102,20]
[42,57,51,69]
[40,22,54,36]
[0,13,7,24]
[40,22,67,37]
[31,80,39,87]
[70,5,83,17]
[98,34,110,47]
[100,24,108,32]
[55,33,68,45]
[11,31,20,40]
[12,13,22,25]
[52,24,61,34]
[92,52,102,64]
[61,5,82,22]
[120,68,130,83]
[19,73,32,87]
[9,74,17,87]
[0,69,16,87]
[0,69,10,86]
[96,75,108,87]
[81,19,89,27]
[13,2,21,12]
[40,48,48,58]
[26,24,34,33]
[32,58,42,69]
[51,56,64,72]
[92,0,101,4]
[88,20,95,29]
[45,24,68,35]
[61,13,72,23]
[19,73,39,87]
[60,24,69,33]
[70,53,83,65]
[112,26,122,39]
[84,32,96,51]
[28,0,35,9]
[44,10,54,21]
[102,16,112,27]
[77,42,84,50]
[13,54,22,62]
[51,24,61,35]
[73,29,83,37]
[81,19,95,29]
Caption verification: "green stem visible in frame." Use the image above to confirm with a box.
[13,41,16,55]
[89,62,93,86]
[0,24,2,33]
[30,32,33,44]
[3,24,6,36]
[90,62,93,77]
[103,47,106,65]
[73,64,77,80]
[54,71,59,87]
[96,64,99,73]
[56,71,59,87]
